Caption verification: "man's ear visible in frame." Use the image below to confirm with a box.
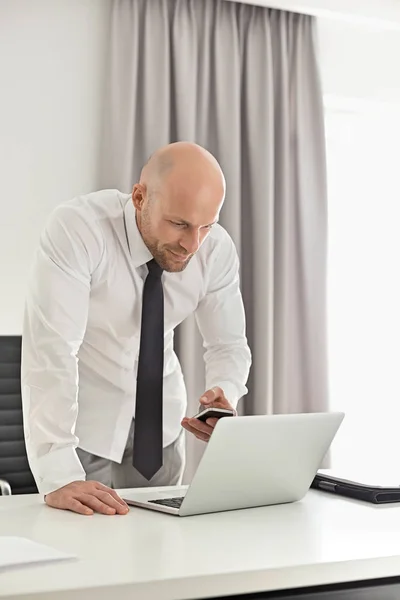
[132,184,146,211]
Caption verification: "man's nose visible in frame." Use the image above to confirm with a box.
[180,229,200,254]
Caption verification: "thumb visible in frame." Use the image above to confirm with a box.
[200,387,219,405]
[200,395,212,405]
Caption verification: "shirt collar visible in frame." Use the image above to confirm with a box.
[123,196,153,268]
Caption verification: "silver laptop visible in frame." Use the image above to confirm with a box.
[123,411,344,517]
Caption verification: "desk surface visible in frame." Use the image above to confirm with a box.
[2,487,400,600]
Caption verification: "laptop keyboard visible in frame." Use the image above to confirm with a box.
[149,496,184,509]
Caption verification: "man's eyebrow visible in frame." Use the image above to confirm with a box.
[166,216,189,224]
[167,216,219,227]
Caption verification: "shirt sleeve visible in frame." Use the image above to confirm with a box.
[195,230,252,408]
[21,202,104,495]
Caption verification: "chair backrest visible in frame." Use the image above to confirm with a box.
[0,336,37,494]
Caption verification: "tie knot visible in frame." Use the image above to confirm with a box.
[147,259,163,278]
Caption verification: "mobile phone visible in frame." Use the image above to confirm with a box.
[193,407,235,422]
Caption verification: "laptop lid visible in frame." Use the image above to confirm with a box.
[179,412,344,516]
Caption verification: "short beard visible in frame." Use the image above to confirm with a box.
[147,240,192,273]
[138,207,191,273]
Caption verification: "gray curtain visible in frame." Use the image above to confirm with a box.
[99,0,329,481]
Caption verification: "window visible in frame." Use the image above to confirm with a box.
[325,98,400,473]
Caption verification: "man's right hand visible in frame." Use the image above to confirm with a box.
[44,480,130,516]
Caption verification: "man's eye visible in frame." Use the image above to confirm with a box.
[170,221,186,228]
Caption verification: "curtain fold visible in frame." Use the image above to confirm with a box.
[99,0,329,480]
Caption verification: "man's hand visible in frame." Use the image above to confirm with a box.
[44,480,130,516]
[181,386,237,442]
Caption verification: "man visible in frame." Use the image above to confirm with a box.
[21,142,251,516]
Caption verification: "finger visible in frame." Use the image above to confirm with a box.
[67,498,94,516]
[94,490,129,514]
[182,419,211,440]
[181,418,190,430]
[94,483,129,508]
[187,417,213,436]
[79,493,117,515]
[45,492,92,515]
[206,418,219,428]
[181,419,201,436]
[181,420,200,437]
[195,432,210,442]
[200,386,223,405]
[182,416,212,436]
[182,421,210,442]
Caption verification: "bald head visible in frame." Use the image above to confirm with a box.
[140,141,225,197]
[132,142,226,272]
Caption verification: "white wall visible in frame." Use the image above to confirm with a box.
[318,17,400,106]
[1,0,399,335]
[0,0,111,333]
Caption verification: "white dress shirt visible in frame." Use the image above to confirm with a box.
[21,190,251,495]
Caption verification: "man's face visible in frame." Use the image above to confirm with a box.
[134,180,223,273]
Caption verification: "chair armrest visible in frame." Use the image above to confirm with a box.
[0,479,12,496]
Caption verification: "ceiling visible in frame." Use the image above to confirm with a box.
[219,0,400,31]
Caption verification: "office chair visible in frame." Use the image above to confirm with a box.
[0,479,11,495]
[0,336,37,495]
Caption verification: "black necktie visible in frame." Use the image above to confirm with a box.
[133,259,164,479]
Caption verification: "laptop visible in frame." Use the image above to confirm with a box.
[123,411,344,517]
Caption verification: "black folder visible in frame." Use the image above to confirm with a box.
[311,471,400,504]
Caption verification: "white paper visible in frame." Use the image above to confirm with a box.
[0,537,76,569]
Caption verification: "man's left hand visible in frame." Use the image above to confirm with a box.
[181,386,237,442]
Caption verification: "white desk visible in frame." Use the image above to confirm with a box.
[1,487,400,600]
